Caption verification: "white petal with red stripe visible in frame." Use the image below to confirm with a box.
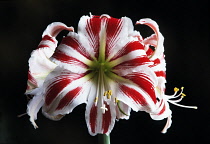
[112,80,157,113]
[26,22,73,93]
[41,67,92,118]
[136,18,164,61]
[85,83,116,136]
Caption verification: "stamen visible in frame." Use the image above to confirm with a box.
[168,101,198,109]
[166,87,198,109]
[17,112,27,118]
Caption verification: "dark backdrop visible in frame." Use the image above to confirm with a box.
[0,0,209,144]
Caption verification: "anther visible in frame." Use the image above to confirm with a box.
[181,93,186,98]
[115,97,119,103]
[174,87,179,92]
[108,90,112,95]
[104,90,112,99]
[103,91,107,96]
[94,97,98,103]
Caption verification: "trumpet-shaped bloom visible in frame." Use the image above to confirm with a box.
[25,14,197,136]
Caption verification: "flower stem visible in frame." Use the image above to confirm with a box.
[98,134,110,144]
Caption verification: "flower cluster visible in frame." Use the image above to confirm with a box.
[25,14,197,135]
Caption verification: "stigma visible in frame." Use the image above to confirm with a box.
[100,104,108,114]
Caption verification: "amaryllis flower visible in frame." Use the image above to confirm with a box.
[25,14,197,136]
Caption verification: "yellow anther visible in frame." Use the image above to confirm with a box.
[181,93,186,98]
[174,87,179,92]
[181,87,184,90]
[94,97,98,103]
[107,94,111,99]
[108,90,112,96]
[115,97,119,103]
[104,90,112,99]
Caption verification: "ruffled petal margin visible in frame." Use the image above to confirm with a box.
[26,22,73,93]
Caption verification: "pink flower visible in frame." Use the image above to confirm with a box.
[25,14,197,136]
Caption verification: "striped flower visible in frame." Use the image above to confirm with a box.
[26,14,197,136]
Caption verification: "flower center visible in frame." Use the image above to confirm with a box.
[90,61,112,74]
[87,58,117,114]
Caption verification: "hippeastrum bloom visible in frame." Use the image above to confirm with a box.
[25,14,197,136]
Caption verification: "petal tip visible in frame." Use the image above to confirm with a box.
[42,22,74,38]
[136,18,152,25]
[30,117,39,129]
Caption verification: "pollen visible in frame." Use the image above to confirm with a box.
[94,97,98,103]
[115,97,119,103]
[181,93,186,98]
[104,90,112,99]
[174,87,179,92]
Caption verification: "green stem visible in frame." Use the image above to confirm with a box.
[98,134,110,144]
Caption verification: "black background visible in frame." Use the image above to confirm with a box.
[0,0,209,143]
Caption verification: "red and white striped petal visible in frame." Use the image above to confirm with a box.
[85,83,116,136]
[110,43,153,77]
[112,55,153,76]
[111,74,157,113]
[136,18,164,61]
[122,71,157,104]
[26,47,57,93]
[150,98,172,133]
[41,67,91,118]
[109,41,144,61]
[77,15,139,61]
[104,16,139,61]
[50,30,96,73]
[150,99,171,121]
[137,19,166,80]
[42,22,74,37]
[78,15,102,58]
[110,41,152,68]
[137,19,168,123]
[26,22,73,93]
[103,16,136,60]
[143,34,157,48]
